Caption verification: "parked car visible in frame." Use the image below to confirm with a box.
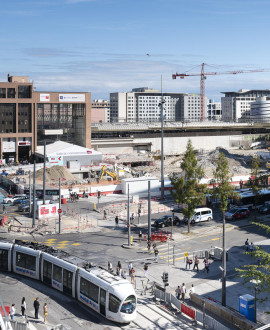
[154,215,180,228]
[18,204,30,212]
[14,198,29,205]
[172,206,183,213]
[258,203,270,214]
[3,194,27,204]
[225,208,250,220]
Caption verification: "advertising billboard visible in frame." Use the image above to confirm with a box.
[38,203,58,219]
[59,94,85,102]
[40,94,50,102]
[48,156,63,166]
[3,141,16,153]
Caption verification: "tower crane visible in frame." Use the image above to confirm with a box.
[172,63,266,121]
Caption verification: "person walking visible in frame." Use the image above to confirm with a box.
[186,257,192,270]
[175,286,181,300]
[10,304,15,320]
[147,240,151,253]
[245,238,249,251]
[139,231,142,243]
[117,261,122,270]
[21,297,26,317]
[180,283,186,300]
[108,261,113,273]
[154,248,159,262]
[115,215,119,227]
[33,297,40,319]
[204,258,210,273]
[143,263,148,277]
[103,209,107,220]
[193,256,199,272]
[128,262,133,276]
[130,268,135,284]
[189,284,195,297]
[3,205,5,213]
[122,270,127,279]
[43,303,48,324]
[250,242,254,252]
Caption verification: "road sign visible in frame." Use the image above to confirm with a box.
[184,252,189,258]
[58,209,62,214]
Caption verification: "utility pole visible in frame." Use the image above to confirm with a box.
[29,171,32,216]
[159,75,165,200]
[222,210,226,306]
[43,141,46,205]
[148,180,151,242]
[59,177,61,234]
[127,184,131,246]
[32,160,36,227]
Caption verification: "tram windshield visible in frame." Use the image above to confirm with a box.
[120,295,136,314]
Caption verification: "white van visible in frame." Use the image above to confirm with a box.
[185,207,213,224]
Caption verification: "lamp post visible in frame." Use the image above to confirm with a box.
[158,75,165,200]
[250,279,261,323]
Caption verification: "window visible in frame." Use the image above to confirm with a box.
[7,88,15,98]
[120,295,136,314]
[80,277,99,303]
[0,88,6,98]
[53,265,62,283]
[43,260,52,285]
[18,85,31,98]
[16,252,36,271]
[109,294,121,313]
[0,249,9,271]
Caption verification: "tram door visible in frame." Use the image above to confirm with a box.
[100,289,106,316]
[63,269,73,296]
[0,249,8,271]
[43,260,52,285]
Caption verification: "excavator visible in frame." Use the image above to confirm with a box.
[99,165,118,181]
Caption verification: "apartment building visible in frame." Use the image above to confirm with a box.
[0,75,91,163]
[91,99,110,123]
[110,88,205,123]
[221,89,270,122]
[207,99,222,120]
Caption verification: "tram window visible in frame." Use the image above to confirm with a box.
[80,278,99,303]
[16,252,36,271]
[53,265,62,283]
[43,260,52,284]
[109,294,121,313]
[0,249,8,270]
[120,295,136,314]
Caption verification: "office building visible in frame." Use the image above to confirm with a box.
[0,75,91,163]
[222,89,270,122]
[250,96,270,122]
[207,99,222,120]
[110,88,205,123]
[91,99,110,123]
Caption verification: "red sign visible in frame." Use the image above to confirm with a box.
[58,209,62,214]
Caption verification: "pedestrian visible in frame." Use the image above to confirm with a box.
[180,283,186,300]
[130,213,134,224]
[8,222,11,232]
[122,270,127,279]
[139,231,142,243]
[128,262,133,276]
[33,297,40,319]
[186,257,193,270]
[175,286,181,300]
[9,304,15,320]
[154,248,159,262]
[21,297,26,317]
[103,209,107,220]
[250,242,254,252]
[130,267,135,284]
[193,256,199,272]
[3,205,5,213]
[152,242,157,250]
[245,238,249,251]
[204,258,210,273]
[147,240,151,253]
[115,215,119,227]
[117,261,122,270]
[189,284,195,297]
[143,263,148,277]
[43,303,48,324]
[116,266,120,276]
[108,261,113,272]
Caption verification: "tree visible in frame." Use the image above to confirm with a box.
[249,155,261,211]
[170,140,207,233]
[236,223,270,311]
[213,152,235,306]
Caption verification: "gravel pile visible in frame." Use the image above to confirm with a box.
[36,165,77,182]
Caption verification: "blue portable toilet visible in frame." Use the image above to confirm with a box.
[239,294,255,322]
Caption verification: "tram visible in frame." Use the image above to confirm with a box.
[0,241,137,323]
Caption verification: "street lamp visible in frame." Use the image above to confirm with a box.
[158,77,165,200]
[250,279,261,323]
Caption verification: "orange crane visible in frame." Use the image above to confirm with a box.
[172,63,266,121]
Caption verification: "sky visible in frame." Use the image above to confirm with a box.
[1,0,270,101]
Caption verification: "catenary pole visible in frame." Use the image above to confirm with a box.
[222,210,226,306]
[59,177,61,234]
[127,184,131,246]
[160,75,165,200]
[43,141,46,205]
[148,180,151,241]
[32,160,36,227]
[29,171,32,216]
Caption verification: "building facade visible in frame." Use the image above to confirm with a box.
[0,75,91,163]
[222,89,270,122]
[207,99,222,120]
[110,88,205,123]
[91,99,110,123]
[250,96,270,122]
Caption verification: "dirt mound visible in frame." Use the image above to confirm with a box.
[36,165,77,182]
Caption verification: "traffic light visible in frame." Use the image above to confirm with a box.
[162,272,168,283]
[97,191,101,198]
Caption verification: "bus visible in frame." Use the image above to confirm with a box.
[231,189,270,210]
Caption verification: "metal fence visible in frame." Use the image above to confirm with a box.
[155,288,230,330]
